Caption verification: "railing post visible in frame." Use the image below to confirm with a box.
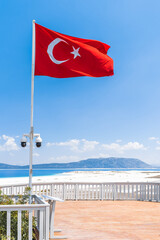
[45,205,50,240]
[124,184,126,200]
[113,184,115,201]
[127,184,129,200]
[108,184,110,200]
[75,184,78,200]
[63,183,66,200]
[114,184,116,200]
[91,184,94,200]
[39,210,44,240]
[88,184,90,200]
[18,210,22,240]
[132,184,134,199]
[51,184,54,196]
[144,184,146,201]
[49,201,56,238]
[136,184,138,200]
[7,211,11,240]
[29,210,32,240]
[84,184,87,200]
[156,184,158,202]
[140,184,142,200]
[119,184,121,200]
[147,184,149,201]
[11,186,13,195]
[101,183,104,200]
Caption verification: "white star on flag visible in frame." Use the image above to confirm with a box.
[71,47,81,59]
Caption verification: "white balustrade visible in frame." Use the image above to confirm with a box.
[0,195,50,240]
[1,182,160,202]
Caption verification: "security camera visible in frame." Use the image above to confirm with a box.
[35,136,42,148]
[21,136,27,147]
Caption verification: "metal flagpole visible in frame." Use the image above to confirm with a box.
[29,19,35,204]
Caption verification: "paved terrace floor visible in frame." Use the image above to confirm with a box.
[54,201,160,240]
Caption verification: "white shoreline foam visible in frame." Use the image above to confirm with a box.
[0,170,160,186]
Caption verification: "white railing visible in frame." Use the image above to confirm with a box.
[1,182,160,202]
[0,195,50,240]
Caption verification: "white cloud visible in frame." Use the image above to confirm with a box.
[49,155,79,163]
[46,139,99,152]
[33,153,40,157]
[81,139,99,151]
[102,143,120,151]
[47,139,80,151]
[156,141,160,145]
[0,135,19,152]
[98,153,110,158]
[123,142,146,150]
[102,141,146,154]
[116,139,122,143]
[148,137,159,141]
[9,152,15,157]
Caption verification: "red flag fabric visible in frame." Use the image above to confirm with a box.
[35,23,114,78]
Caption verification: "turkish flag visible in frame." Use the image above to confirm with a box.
[35,23,114,78]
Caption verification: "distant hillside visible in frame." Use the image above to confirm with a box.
[0,157,151,169]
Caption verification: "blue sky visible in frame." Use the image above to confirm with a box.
[0,0,160,165]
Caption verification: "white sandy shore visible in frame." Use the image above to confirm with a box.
[0,170,160,186]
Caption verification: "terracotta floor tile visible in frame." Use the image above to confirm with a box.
[53,201,160,240]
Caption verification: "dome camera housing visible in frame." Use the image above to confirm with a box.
[21,142,27,147]
[21,136,27,148]
[35,136,42,148]
[36,142,41,147]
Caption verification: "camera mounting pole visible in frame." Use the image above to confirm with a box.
[29,19,36,204]
[21,20,42,204]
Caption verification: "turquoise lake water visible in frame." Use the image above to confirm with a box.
[0,168,160,178]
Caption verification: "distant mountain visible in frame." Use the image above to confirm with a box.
[0,157,151,169]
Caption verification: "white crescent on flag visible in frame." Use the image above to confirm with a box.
[47,38,69,65]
